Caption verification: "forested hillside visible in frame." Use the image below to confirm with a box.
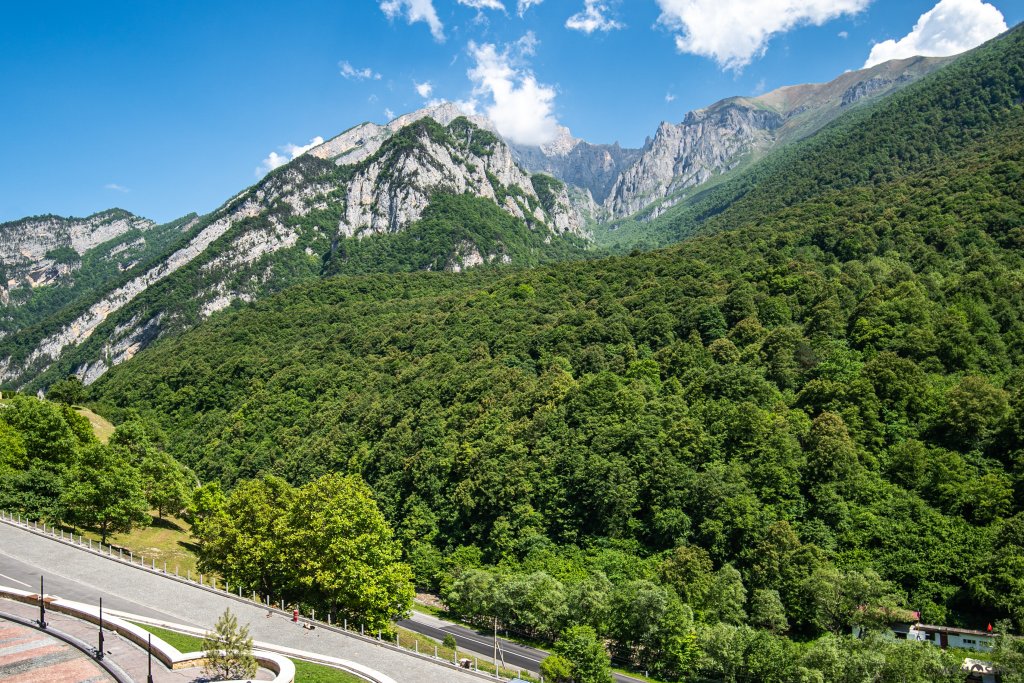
[72,23,1024,682]
[602,25,1024,251]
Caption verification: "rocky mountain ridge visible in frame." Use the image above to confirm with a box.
[0,115,584,388]
[0,210,155,297]
[0,55,959,390]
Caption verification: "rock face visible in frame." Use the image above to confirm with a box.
[0,114,584,389]
[0,210,155,295]
[0,56,954,390]
[335,117,585,239]
[605,103,782,219]
[309,102,496,166]
[598,55,952,220]
[511,127,642,205]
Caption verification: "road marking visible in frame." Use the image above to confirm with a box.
[0,572,30,588]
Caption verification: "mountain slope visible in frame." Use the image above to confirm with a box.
[599,29,1020,251]
[600,55,951,223]
[510,126,642,205]
[0,115,585,389]
[88,22,1024,636]
[0,210,195,342]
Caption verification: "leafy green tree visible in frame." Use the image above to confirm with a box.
[565,571,612,635]
[494,571,568,639]
[704,564,747,625]
[202,608,258,681]
[750,589,789,634]
[609,580,696,677]
[208,476,293,596]
[139,449,193,518]
[46,376,86,405]
[659,544,714,608]
[943,375,1011,447]
[285,473,414,630]
[554,625,612,683]
[443,568,499,624]
[991,619,1024,683]
[803,412,858,486]
[58,443,150,543]
[539,654,573,683]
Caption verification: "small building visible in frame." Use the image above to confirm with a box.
[913,624,995,652]
[962,657,996,683]
[853,619,995,652]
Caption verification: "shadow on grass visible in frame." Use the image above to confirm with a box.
[148,515,185,532]
[178,540,202,554]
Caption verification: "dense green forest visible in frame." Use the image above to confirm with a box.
[600,23,1024,252]
[0,24,1019,683]
[63,25,1024,681]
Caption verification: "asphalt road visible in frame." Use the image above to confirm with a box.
[397,610,648,683]
[0,550,193,625]
[398,610,546,674]
[0,520,484,683]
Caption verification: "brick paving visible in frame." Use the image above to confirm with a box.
[0,618,110,683]
[0,600,275,682]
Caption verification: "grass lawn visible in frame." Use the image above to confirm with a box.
[132,623,365,682]
[74,406,116,443]
[74,512,201,575]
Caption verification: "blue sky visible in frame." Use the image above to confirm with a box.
[1,0,1019,224]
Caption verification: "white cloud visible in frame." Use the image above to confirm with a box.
[863,0,1007,68]
[467,38,560,146]
[518,0,543,16]
[665,93,676,103]
[385,108,396,120]
[256,136,325,176]
[340,61,381,80]
[458,0,506,10]
[838,30,849,39]
[379,0,445,42]
[415,80,434,98]
[566,0,623,34]
[104,183,130,193]
[656,0,870,70]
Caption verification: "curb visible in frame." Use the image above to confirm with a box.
[0,589,294,683]
[0,607,133,683]
[0,512,523,682]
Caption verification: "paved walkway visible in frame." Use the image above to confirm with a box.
[1,600,276,682]
[0,522,484,683]
[0,617,111,683]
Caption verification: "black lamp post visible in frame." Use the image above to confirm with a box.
[147,633,154,683]
[38,576,46,629]
[98,598,104,660]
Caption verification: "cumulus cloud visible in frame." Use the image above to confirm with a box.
[385,108,396,120]
[665,93,676,103]
[415,80,434,98]
[339,61,381,80]
[863,0,1007,68]
[379,0,445,42]
[104,183,130,193]
[518,0,543,16]
[566,0,623,34]
[458,0,506,10]
[838,30,849,39]
[656,0,870,70]
[256,136,324,177]
[467,37,560,146]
